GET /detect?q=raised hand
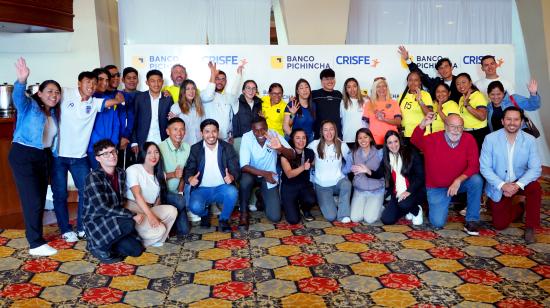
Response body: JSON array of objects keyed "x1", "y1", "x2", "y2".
[
  {"x1": 415, "y1": 88, "x2": 422, "y2": 102},
  {"x1": 15, "y1": 57, "x2": 30, "y2": 83},
  {"x1": 420, "y1": 112, "x2": 436, "y2": 129},
  {"x1": 528, "y1": 79, "x2": 538, "y2": 95},
  {"x1": 189, "y1": 171, "x2": 201, "y2": 187},
  {"x1": 398, "y1": 46, "x2": 409, "y2": 61},
  {"x1": 463, "y1": 90, "x2": 472, "y2": 107},
  {"x1": 266, "y1": 132, "x2": 282, "y2": 150},
  {"x1": 224, "y1": 168, "x2": 234, "y2": 184},
  {"x1": 208, "y1": 61, "x2": 218, "y2": 75},
  {"x1": 237, "y1": 59, "x2": 248, "y2": 75},
  {"x1": 288, "y1": 99, "x2": 300, "y2": 115}
]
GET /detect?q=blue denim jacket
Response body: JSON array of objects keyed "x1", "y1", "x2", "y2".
[
  {"x1": 487, "y1": 92, "x2": 540, "y2": 132},
  {"x1": 12, "y1": 81, "x2": 59, "y2": 152}
]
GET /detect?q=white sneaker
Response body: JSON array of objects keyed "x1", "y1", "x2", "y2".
[
  {"x1": 405, "y1": 213, "x2": 413, "y2": 220},
  {"x1": 248, "y1": 204, "x2": 257, "y2": 212},
  {"x1": 29, "y1": 244, "x2": 58, "y2": 256},
  {"x1": 77, "y1": 231, "x2": 86, "y2": 239},
  {"x1": 412, "y1": 205, "x2": 423, "y2": 226},
  {"x1": 62, "y1": 231, "x2": 78, "y2": 243},
  {"x1": 150, "y1": 241, "x2": 164, "y2": 247},
  {"x1": 341, "y1": 217, "x2": 351, "y2": 223},
  {"x1": 188, "y1": 211, "x2": 201, "y2": 222},
  {"x1": 459, "y1": 209, "x2": 466, "y2": 216}
]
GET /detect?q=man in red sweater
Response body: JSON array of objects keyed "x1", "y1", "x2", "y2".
[{"x1": 411, "y1": 112, "x2": 482, "y2": 235}]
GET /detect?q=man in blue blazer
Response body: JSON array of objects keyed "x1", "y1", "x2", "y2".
[
  {"x1": 480, "y1": 106, "x2": 542, "y2": 243},
  {"x1": 130, "y1": 70, "x2": 173, "y2": 160}
]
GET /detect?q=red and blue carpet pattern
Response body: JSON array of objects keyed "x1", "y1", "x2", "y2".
[{"x1": 0, "y1": 177, "x2": 549, "y2": 307}]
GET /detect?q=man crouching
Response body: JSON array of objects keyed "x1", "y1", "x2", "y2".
[{"x1": 83, "y1": 139, "x2": 144, "y2": 263}]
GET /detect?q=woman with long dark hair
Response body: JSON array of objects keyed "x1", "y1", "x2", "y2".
[
  {"x1": 455, "y1": 72, "x2": 489, "y2": 150},
  {"x1": 308, "y1": 121, "x2": 352, "y2": 222},
  {"x1": 348, "y1": 128, "x2": 385, "y2": 223},
  {"x1": 283, "y1": 79, "x2": 315, "y2": 142},
  {"x1": 280, "y1": 129, "x2": 316, "y2": 224},
  {"x1": 125, "y1": 142, "x2": 177, "y2": 247},
  {"x1": 9, "y1": 57, "x2": 61, "y2": 256},
  {"x1": 380, "y1": 131, "x2": 425, "y2": 225},
  {"x1": 430, "y1": 83, "x2": 460, "y2": 134}
]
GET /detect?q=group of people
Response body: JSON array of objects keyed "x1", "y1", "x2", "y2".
[{"x1": 9, "y1": 44, "x2": 543, "y2": 262}]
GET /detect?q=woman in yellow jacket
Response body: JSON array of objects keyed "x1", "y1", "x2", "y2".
[
  {"x1": 398, "y1": 71, "x2": 433, "y2": 142},
  {"x1": 455, "y1": 72, "x2": 489, "y2": 151},
  {"x1": 261, "y1": 83, "x2": 287, "y2": 136}
]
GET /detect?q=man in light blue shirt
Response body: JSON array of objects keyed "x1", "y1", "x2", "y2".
[
  {"x1": 239, "y1": 117, "x2": 294, "y2": 229},
  {"x1": 480, "y1": 106, "x2": 542, "y2": 243},
  {"x1": 158, "y1": 117, "x2": 190, "y2": 235}
]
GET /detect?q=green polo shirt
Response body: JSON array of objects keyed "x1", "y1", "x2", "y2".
[{"x1": 159, "y1": 138, "x2": 190, "y2": 193}]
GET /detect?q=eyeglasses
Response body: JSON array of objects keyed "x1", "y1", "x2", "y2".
[
  {"x1": 244, "y1": 86, "x2": 257, "y2": 91},
  {"x1": 97, "y1": 149, "x2": 118, "y2": 158},
  {"x1": 374, "y1": 77, "x2": 386, "y2": 82},
  {"x1": 447, "y1": 124, "x2": 464, "y2": 131},
  {"x1": 111, "y1": 72, "x2": 121, "y2": 78}
]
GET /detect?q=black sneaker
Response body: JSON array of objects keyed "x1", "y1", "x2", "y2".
[
  {"x1": 200, "y1": 216, "x2": 211, "y2": 228},
  {"x1": 303, "y1": 211, "x2": 314, "y2": 222},
  {"x1": 464, "y1": 222, "x2": 479, "y2": 236},
  {"x1": 92, "y1": 250, "x2": 123, "y2": 264},
  {"x1": 219, "y1": 220, "x2": 232, "y2": 233}
]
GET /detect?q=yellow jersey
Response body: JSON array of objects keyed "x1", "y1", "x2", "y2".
[
  {"x1": 429, "y1": 100, "x2": 460, "y2": 134},
  {"x1": 261, "y1": 96, "x2": 287, "y2": 136},
  {"x1": 459, "y1": 91, "x2": 487, "y2": 129},
  {"x1": 398, "y1": 90, "x2": 433, "y2": 137}
]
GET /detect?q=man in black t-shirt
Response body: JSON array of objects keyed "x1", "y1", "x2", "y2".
[{"x1": 312, "y1": 68, "x2": 343, "y2": 139}]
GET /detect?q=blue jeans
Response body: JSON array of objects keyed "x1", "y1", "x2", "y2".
[
  {"x1": 427, "y1": 174, "x2": 483, "y2": 228},
  {"x1": 165, "y1": 191, "x2": 190, "y2": 235},
  {"x1": 314, "y1": 177, "x2": 352, "y2": 222},
  {"x1": 189, "y1": 184, "x2": 238, "y2": 221},
  {"x1": 51, "y1": 156, "x2": 90, "y2": 234}
]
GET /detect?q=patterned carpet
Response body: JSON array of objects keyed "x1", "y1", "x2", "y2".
[{"x1": 0, "y1": 178, "x2": 549, "y2": 307}]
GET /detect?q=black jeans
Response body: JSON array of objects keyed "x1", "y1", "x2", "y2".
[
  {"x1": 8, "y1": 143, "x2": 50, "y2": 249},
  {"x1": 281, "y1": 182, "x2": 316, "y2": 224},
  {"x1": 105, "y1": 217, "x2": 143, "y2": 257}
]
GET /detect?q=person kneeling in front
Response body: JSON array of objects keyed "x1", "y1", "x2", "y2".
[
  {"x1": 411, "y1": 112, "x2": 482, "y2": 235},
  {"x1": 83, "y1": 139, "x2": 144, "y2": 263},
  {"x1": 185, "y1": 119, "x2": 240, "y2": 232},
  {"x1": 480, "y1": 106, "x2": 542, "y2": 243}
]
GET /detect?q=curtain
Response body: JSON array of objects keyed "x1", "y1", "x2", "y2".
[
  {"x1": 118, "y1": 0, "x2": 209, "y2": 44},
  {"x1": 207, "y1": 0, "x2": 272, "y2": 44},
  {"x1": 347, "y1": 0, "x2": 512, "y2": 44}
]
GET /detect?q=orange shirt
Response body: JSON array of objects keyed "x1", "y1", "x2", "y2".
[{"x1": 363, "y1": 100, "x2": 401, "y2": 145}]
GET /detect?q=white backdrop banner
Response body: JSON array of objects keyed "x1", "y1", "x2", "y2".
[{"x1": 123, "y1": 44, "x2": 514, "y2": 99}]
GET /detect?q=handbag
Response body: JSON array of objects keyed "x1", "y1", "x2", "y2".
[{"x1": 509, "y1": 95, "x2": 540, "y2": 138}]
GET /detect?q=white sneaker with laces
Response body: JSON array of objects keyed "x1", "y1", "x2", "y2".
[
  {"x1": 62, "y1": 231, "x2": 78, "y2": 243},
  {"x1": 29, "y1": 244, "x2": 58, "y2": 256},
  {"x1": 188, "y1": 211, "x2": 202, "y2": 222},
  {"x1": 248, "y1": 204, "x2": 257, "y2": 212},
  {"x1": 412, "y1": 205, "x2": 423, "y2": 226},
  {"x1": 341, "y1": 217, "x2": 351, "y2": 223}
]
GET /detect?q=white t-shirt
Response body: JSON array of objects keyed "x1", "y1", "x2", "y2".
[
  {"x1": 339, "y1": 98, "x2": 364, "y2": 143},
  {"x1": 58, "y1": 88, "x2": 104, "y2": 158},
  {"x1": 125, "y1": 164, "x2": 160, "y2": 204},
  {"x1": 146, "y1": 92, "x2": 162, "y2": 144},
  {"x1": 474, "y1": 77, "x2": 515, "y2": 100},
  {"x1": 308, "y1": 139, "x2": 350, "y2": 187}
]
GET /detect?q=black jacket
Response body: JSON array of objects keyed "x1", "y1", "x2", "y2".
[
  {"x1": 407, "y1": 62, "x2": 461, "y2": 103},
  {"x1": 232, "y1": 94, "x2": 262, "y2": 138},
  {"x1": 184, "y1": 140, "x2": 241, "y2": 188}
]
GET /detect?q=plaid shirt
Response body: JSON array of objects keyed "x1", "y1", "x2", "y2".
[{"x1": 83, "y1": 167, "x2": 134, "y2": 251}]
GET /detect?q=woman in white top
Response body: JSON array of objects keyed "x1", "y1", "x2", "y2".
[
  {"x1": 170, "y1": 80, "x2": 206, "y2": 145},
  {"x1": 340, "y1": 78, "x2": 366, "y2": 146},
  {"x1": 125, "y1": 142, "x2": 177, "y2": 247},
  {"x1": 308, "y1": 121, "x2": 352, "y2": 223}
]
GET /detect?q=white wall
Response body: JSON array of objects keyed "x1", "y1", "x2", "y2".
[{"x1": 0, "y1": 0, "x2": 102, "y2": 88}]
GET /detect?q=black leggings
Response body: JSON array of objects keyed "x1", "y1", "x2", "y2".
[{"x1": 381, "y1": 193, "x2": 422, "y2": 225}]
